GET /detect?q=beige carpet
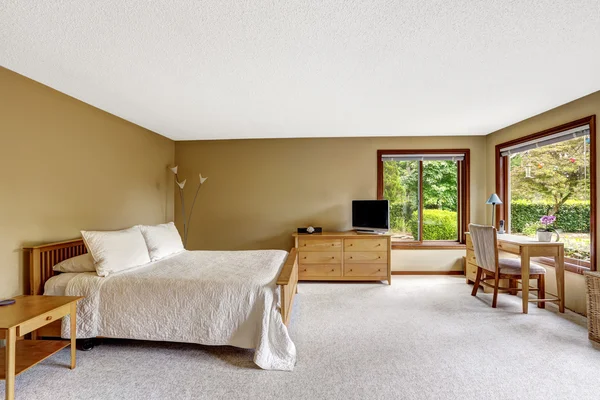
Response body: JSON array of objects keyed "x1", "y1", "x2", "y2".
[{"x1": 3, "y1": 276, "x2": 600, "y2": 400}]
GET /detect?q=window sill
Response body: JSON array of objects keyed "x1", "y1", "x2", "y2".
[
  {"x1": 392, "y1": 241, "x2": 466, "y2": 250},
  {"x1": 564, "y1": 265, "x2": 591, "y2": 275},
  {"x1": 534, "y1": 257, "x2": 592, "y2": 275}
]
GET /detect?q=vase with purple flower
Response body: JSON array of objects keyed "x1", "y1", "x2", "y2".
[{"x1": 537, "y1": 215, "x2": 560, "y2": 242}]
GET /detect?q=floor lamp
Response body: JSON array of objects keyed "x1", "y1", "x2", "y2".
[{"x1": 486, "y1": 193, "x2": 502, "y2": 228}]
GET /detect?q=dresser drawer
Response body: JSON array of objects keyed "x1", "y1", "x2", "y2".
[
  {"x1": 344, "y1": 264, "x2": 387, "y2": 277},
  {"x1": 298, "y1": 238, "x2": 342, "y2": 252},
  {"x1": 299, "y1": 251, "x2": 342, "y2": 264},
  {"x1": 466, "y1": 261, "x2": 478, "y2": 281},
  {"x1": 466, "y1": 249, "x2": 477, "y2": 265},
  {"x1": 344, "y1": 238, "x2": 388, "y2": 252},
  {"x1": 16, "y1": 304, "x2": 71, "y2": 336},
  {"x1": 344, "y1": 251, "x2": 387, "y2": 264},
  {"x1": 299, "y1": 264, "x2": 342, "y2": 278}
]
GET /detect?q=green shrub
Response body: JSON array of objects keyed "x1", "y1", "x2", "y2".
[
  {"x1": 521, "y1": 222, "x2": 538, "y2": 237},
  {"x1": 389, "y1": 202, "x2": 415, "y2": 232},
  {"x1": 563, "y1": 236, "x2": 591, "y2": 260},
  {"x1": 408, "y1": 209, "x2": 458, "y2": 240},
  {"x1": 511, "y1": 200, "x2": 589, "y2": 233}
]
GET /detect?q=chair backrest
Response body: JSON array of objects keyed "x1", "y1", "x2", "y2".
[{"x1": 468, "y1": 224, "x2": 498, "y2": 273}]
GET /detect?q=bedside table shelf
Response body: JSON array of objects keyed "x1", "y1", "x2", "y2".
[
  {"x1": 1, "y1": 295, "x2": 82, "y2": 400},
  {"x1": 0, "y1": 340, "x2": 69, "y2": 378}
]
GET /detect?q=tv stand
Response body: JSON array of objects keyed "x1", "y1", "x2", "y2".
[{"x1": 292, "y1": 231, "x2": 392, "y2": 284}]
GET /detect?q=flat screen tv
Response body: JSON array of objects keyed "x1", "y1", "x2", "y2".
[{"x1": 352, "y1": 200, "x2": 390, "y2": 233}]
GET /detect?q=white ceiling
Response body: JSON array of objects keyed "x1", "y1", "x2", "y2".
[{"x1": 1, "y1": 1, "x2": 600, "y2": 141}]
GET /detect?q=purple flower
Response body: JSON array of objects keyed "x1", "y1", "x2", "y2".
[{"x1": 540, "y1": 215, "x2": 556, "y2": 226}]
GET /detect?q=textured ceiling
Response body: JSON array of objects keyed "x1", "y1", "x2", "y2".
[{"x1": 1, "y1": 1, "x2": 600, "y2": 140}]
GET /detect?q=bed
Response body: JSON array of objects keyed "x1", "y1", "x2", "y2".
[{"x1": 24, "y1": 239, "x2": 299, "y2": 371}]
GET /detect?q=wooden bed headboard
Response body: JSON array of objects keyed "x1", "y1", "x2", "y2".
[{"x1": 24, "y1": 239, "x2": 87, "y2": 295}]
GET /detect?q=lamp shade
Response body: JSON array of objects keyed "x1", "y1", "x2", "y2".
[{"x1": 486, "y1": 193, "x2": 503, "y2": 205}]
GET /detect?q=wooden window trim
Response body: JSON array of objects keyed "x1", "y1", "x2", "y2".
[
  {"x1": 495, "y1": 115, "x2": 597, "y2": 272},
  {"x1": 377, "y1": 149, "x2": 471, "y2": 250}
]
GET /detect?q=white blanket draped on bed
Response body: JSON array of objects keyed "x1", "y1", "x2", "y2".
[{"x1": 61, "y1": 250, "x2": 296, "y2": 371}]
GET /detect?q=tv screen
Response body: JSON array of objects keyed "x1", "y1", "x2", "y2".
[{"x1": 352, "y1": 200, "x2": 390, "y2": 232}]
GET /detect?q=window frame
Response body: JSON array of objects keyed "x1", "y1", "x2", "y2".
[
  {"x1": 495, "y1": 115, "x2": 597, "y2": 273},
  {"x1": 377, "y1": 149, "x2": 470, "y2": 250}
]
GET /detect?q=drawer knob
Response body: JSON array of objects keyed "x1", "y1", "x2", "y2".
[
  {"x1": 331, "y1": 256, "x2": 335, "y2": 259},
  {"x1": 303, "y1": 269, "x2": 307, "y2": 272},
  {"x1": 303, "y1": 244, "x2": 306, "y2": 246},
  {"x1": 331, "y1": 269, "x2": 335, "y2": 272},
  {"x1": 349, "y1": 244, "x2": 353, "y2": 246},
  {"x1": 46, "y1": 316, "x2": 53, "y2": 321},
  {"x1": 303, "y1": 257, "x2": 307, "y2": 259},
  {"x1": 378, "y1": 269, "x2": 381, "y2": 272},
  {"x1": 331, "y1": 243, "x2": 334, "y2": 246},
  {"x1": 349, "y1": 269, "x2": 353, "y2": 272},
  {"x1": 377, "y1": 244, "x2": 381, "y2": 247},
  {"x1": 378, "y1": 256, "x2": 381, "y2": 259},
  {"x1": 349, "y1": 256, "x2": 353, "y2": 259}
]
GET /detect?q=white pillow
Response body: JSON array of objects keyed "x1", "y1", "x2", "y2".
[
  {"x1": 52, "y1": 253, "x2": 96, "y2": 273},
  {"x1": 139, "y1": 222, "x2": 185, "y2": 261},
  {"x1": 81, "y1": 226, "x2": 151, "y2": 277}
]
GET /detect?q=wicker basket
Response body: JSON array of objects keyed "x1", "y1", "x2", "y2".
[{"x1": 585, "y1": 271, "x2": 600, "y2": 344}]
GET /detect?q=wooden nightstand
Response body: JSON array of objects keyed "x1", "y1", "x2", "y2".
[{"x1": 0, "y1": 296, "x2": 82, "y2": 400}]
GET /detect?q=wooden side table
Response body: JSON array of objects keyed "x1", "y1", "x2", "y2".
[{"x1": 0, "y1": 296, "x2": 82, "y2": 400}]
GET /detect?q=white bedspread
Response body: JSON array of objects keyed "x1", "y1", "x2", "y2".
[{"x1": 61, "y1": 250, "x2": 296, "y2": 371}]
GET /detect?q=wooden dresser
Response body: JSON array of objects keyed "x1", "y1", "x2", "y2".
[
  {"x1": 465, "y1": 233, "x2": 478, "y2": 284},
  {"x1": 293, "y1": 232, "x2": 392, "y2": 284}
]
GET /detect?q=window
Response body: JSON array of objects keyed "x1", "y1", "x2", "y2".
[
  {"x1": 377, "y1": 149, "x2": 470, "y2": 248},
  {"x1": 496, "y1": 116, "x2": 597, "y2": 272}
]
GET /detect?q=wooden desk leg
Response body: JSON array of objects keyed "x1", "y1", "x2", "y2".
[
  {"x1": 5, "y1": 327, "x2": 16, "y2": 400},
  {"x1": 70, "y1": 303, "x2": 77, "y2": 369},
  {"x1": 521, "y1": 247, "x2": 530, "y2": 314},
  {"x1": 556, "y1": 248, "x2": 565, "y2": 313}
]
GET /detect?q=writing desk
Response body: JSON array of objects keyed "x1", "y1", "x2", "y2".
[{"x1": 466, "y1": 233, "x2": 564, "y2": 314}]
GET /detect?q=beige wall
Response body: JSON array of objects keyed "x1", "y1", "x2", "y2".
[
  {"x1": 392, "y1": 250, "x2": 465, "y2": 272},
  {"x1": 176, "y1": 91, "x2": 599, "y2": 314},
  {"x1": 0, "y1": 67, "x2": 175, "y2": 298},
  {"x1": 2, "y1": 62, "x2": 593, "y2": 313},
  {"x1": 174, "y1": 136, "x2": 488, "y2": 270},
  {"x1": 486, "y1": 90, "x2": 600, "y2": 314}
]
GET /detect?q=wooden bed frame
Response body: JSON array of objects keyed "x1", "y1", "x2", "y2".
[{"x1": 23, "y1": 239, "x2": 299, "y2": 338}]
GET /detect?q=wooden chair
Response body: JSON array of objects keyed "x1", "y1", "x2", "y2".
[{"x1": 469, "y1": 224, "x2": 546, "y2": 311}]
